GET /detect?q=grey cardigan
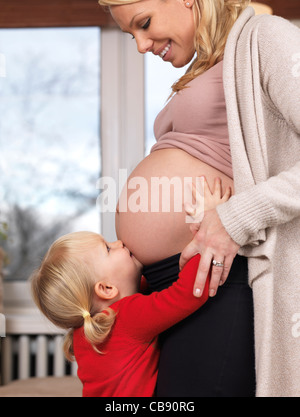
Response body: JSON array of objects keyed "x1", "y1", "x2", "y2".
[{"x1": 217, "y1": 7, "x2": 300, "y2": 396}]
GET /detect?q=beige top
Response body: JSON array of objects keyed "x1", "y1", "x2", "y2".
[{"x1": 151, "y1": 60, "x2": 233, "y2": 178}]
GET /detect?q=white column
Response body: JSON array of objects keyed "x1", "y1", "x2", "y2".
[
  {"x1": 100, "y1": 28, "x2": 145, "y2": 241},
  {"x1": 71, "y1": 360, "x2": 78, "y2": 376},
  {"x1": 18, "y1": 335, "x2": 30, "y2": 380},
  {"x1": 53, "y1": 335, "x2": 65, "y2": 377},
  {"x1": 36, "y1": 335, "x2": 48, "y2": 377},
  {"x1": 2, "y1": 336, "x2": 13, "y2": 384}
]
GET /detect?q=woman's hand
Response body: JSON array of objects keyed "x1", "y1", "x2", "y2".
[
  {"x1": 180, "y1": 177, "x2": 239, "y2": 297},
  {"x1": 180, "y1": 209, "x2": 240, "y2": 297}
]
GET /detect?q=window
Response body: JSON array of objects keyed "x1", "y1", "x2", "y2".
[
  {"x1": 0, "y1": 27, "x2": 101, "y2": 280},
  {"x1": 0, "y1": 27, "x2": 189, "y2": 282}
]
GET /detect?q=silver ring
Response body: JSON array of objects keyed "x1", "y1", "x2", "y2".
[{"x1": 212, "y1": 259, "x2": 224, "y2": 267}]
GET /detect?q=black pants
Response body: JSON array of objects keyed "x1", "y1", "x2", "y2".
[{"x1": 143, "y1": 254, "x2": 256, "y2": 397}]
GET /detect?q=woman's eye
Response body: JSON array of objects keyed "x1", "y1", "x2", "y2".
[
  {"x1": 142, "y1": 18, "x2": 150, "y2": 30},
  {"x1": 106, "y1": 245, "x2": 110, "y2": 253},
  {"x1": 131, "y1": 18, "x2": 150, "y2": 40}
]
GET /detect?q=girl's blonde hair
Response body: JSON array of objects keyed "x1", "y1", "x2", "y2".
[
  {"x1": 98, "y1": 0, "x2": 250, "y2": 93},
  {"x1": 31, "y1": 231, "x2": 116, "y2": 361}
]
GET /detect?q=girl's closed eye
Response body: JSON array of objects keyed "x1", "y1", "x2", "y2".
[{"x1": 106, "y1": 245, "x2": 110, "y2": 253}]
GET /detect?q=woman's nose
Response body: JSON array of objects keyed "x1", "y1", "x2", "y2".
[{"x1": 135, "y1": 35, "x2": 153, "y2": 54}]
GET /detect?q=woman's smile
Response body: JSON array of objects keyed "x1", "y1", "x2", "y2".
[{"x1": 156, "y1": 41, "x2": 172, "y2": 60}]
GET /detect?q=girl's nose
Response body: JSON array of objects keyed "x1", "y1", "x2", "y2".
[{"x1": 109, "y1": 240, "x2": 124, "y2": 249}]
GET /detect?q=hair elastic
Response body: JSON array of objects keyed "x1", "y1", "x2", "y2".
[{"x1": 82, "y1": 311, "x2": 91, "y2": 319}]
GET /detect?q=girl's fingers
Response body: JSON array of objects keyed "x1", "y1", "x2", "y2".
[
  {"x1": 221, "y1": 186, "x2": 232, "y2": 202},
  {"x1": 179, "y1": 239, "x2": 202, "y2": 271},
  {"x1": 201, "y1": 176, "x2": 212, "y2": 199},
  {"x1": 213, "y1": 177, "x2": 222, "y2": 198},
  {"x1": 184, "y1": 201, "x2": 196, "y2": 216}
]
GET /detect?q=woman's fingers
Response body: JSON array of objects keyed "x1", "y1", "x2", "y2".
[
  {"x1": 180, "y1": 209, "x2": 240, "y2": 298},
  {"x1": 192, "y1": 250, "x2": 213, "y2": 297},
  {"x1": 209, "y1": 256, "x2": 225, "y2": 296},
  {"x1": 193, "y1": 253, "x2": 236, "y2": 298},
  {"x1": 219, "y1": 254, "x2": 235, "y2": 285},
  {"x1": 209, "y1": 254, "x2": 235, "y2": 295}
]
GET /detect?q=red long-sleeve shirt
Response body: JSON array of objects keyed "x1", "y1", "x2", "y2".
[{"x1": 73, "y1": 254, "x2": 209, "y2": 397}]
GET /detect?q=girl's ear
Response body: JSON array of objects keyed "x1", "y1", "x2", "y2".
[{"x1": 94, "y1": 281, "x2": 119, "y2": 300}]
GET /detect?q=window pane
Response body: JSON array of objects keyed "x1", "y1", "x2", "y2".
[
  {"x1": 144, "y1": 54, "x2": 189, "y2": 155},
  {"x1": 0, "y1": 27, "x2": 101, "y2": 280}
]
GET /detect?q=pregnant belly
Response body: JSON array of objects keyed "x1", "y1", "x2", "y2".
[{"x1": 116, "y1": 149, "x2": 233, "y2": 265}]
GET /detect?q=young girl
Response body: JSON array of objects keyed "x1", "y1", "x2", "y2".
[{"x1": 31, "y1": 179, "x2": 230, "y2": 397}]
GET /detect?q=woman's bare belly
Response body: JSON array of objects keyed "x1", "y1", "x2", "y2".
[{"x1": 116, "y1": 149, "x2": 233, "y2": 265}]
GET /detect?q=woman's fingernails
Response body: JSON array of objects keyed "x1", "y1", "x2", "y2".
[
  {"x1": 209, "y1": 289, "x2": 215, "y2": 297},
  {"x1": 194, "y1": 288, "x2": 202, "y2": 297}
]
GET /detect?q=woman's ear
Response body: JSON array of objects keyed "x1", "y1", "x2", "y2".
[
  {"x1": 94, "y1": 281, "x2": 119, "y2": 300},
  {"x1": 184, "y1": 0, "x2": 194, "y2": 8}
]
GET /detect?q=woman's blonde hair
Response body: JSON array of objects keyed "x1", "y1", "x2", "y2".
[
  {"x1": 98, "y1": 0, "x2": 250, "y2": 93},
  {"x1": 31, "y1": 231, "x2": 116, "y2": 361}
]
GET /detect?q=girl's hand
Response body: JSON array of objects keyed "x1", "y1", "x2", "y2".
[
  {"x1": 184, "y1": 176, "x2": 231, "y2": 230},
  {"x1": 182, "y1": 177, "x2": 238, "y2": 298}
]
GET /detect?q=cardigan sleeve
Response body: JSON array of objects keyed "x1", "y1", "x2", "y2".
[
  {"x1": 217, "y1": 16, "x2": 300, "y2": 247},
  {"x1": 118, "y1": 254, "x2": 209, "y2": 342}
]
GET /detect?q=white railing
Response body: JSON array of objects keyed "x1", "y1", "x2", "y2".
[
  {"x1": 1, "y1": 281, "x2": 77, "y2": 386},
  {"x1": 1, "y1": 334, "x2": 77, "y2": 385}
]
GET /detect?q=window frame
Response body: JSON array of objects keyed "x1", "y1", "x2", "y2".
[
  {"x1": 101, "y1": 28, "x2": 144, "y2": 242},
  {"x1": 0, "y1": 0, "x2": 299, "y2": 24},
  {"x1": 0, "y1": 0, "x2": 117, "y2": 28}
]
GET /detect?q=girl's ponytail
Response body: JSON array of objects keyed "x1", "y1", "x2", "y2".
[
  {"x1": 81, "y1": 309, "x2": 116, "y2": 352},
  {"x1": 63, "y1": 309, "x2": 116, "y2": 360}
]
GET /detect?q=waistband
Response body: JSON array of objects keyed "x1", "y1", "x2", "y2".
[{"x1": 142, "y1": 253, "x2": 248, "y2": 292}]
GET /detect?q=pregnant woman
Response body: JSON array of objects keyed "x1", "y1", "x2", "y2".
[{"x1": 98, "y1": 0, "x2": 300, "y2": 397}]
